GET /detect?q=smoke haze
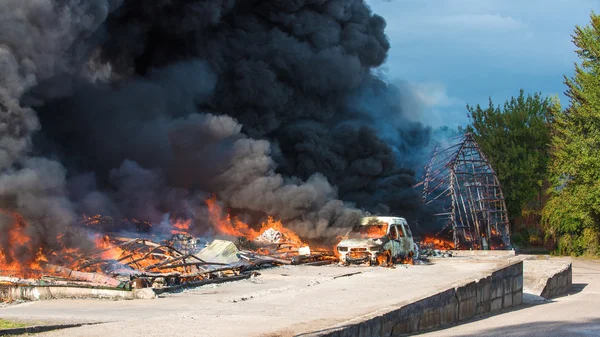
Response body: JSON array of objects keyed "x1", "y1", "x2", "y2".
[{"x1": 0, "y1": 0, "x2": 435, "y2": 262}]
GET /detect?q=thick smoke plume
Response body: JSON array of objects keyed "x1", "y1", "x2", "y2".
[
  {"x1": 0, "y1": 0, "x2": 433, "y2": 263},
  {"x1": 0, "y1": 0, "x2": 124, "y2": 262}
]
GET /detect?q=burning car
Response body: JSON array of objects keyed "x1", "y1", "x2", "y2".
[{"x1": 336, "y1": 216, "x2": 419, "y2": 266}]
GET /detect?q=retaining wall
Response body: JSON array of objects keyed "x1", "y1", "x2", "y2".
[
  {"x1": 0, "y1": 285, "x2": 155, "y2": 301},
  {"x1": 310, "y1": 261, "x2": 523, "y2": 337},
  {"x1": 539, "y1": 262, "x2": 572, "y2": 299}
]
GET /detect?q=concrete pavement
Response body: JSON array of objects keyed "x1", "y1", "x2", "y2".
[{"x1": 0, "y1": 260, "x2": 505, "y2": 337}]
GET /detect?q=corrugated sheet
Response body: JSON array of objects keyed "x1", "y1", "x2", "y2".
[{"x1": 195, "y1": 239, "x2": 240, "y2": 264}]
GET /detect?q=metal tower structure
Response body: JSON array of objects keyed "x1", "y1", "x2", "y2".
[{"x1": 418, "y1": 133, "x2": 511, "y2": 250}]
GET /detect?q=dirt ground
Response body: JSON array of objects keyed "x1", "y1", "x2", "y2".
[{"x1": 0, "y1": 259, "x2": 505, "y2": 337}]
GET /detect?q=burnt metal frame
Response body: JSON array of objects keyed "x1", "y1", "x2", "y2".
[{"x1": 418, "y1": 133, "x2": 510, "y2": 249}]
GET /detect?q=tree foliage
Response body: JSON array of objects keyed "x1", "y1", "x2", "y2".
[
  {"x1": 543, "y1": 11, "x2": 600, "y2": 256},
  {"x1": 465, "y1": 90, "x2": 554, "y2": 227}
]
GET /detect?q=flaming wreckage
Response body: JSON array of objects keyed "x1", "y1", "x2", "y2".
[
  {"x1": 336, "y1": 216, "x2": 419, "y2": 266},
  {"x1": 0, "y1": 134, "x2": 512, "y2": 300},
  {"x1": 0, "y1": 208, "x2": 426, "y2": 300}
]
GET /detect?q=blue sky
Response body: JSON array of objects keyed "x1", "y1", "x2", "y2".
[{"x1": 366, "y1": 0, "x2": 597, "y2": 128}]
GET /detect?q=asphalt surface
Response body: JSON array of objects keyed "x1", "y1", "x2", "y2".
[{"x1": 419, "y1": 258, "x2": 600, "y2": 337}]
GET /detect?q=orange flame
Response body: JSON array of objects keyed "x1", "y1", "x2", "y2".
[
  {"x1": 81, "y1": 214, "x2": 102, "y2": 226},
  {"x1": 93, "y1": 234, "x2": 124, "y2": 261},
  {"x1": 0, "y1": 194, "x2": 333, "y2": 282},
  {"x1": 171, "y1": 219, "x2": 192, "y2": 235},
  {"x1": 420, "y1": 235, "x2": 455, "y2": 250},
  {"x1": 357, "y1": 224, "x2": 388, "y2": 239},
  {"x1": 0, "y1": 211, "x2": 47, "y2": 278},
  {"x1": 206, "y1": 195, "x2": 304, "y2": 245}
]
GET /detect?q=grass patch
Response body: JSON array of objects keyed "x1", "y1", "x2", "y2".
[{"x1": 0, "y1": 319, "x2": 28, "y2": 329}]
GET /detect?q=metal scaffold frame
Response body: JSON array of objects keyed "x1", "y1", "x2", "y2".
[{"x1": 417, "y1": 133, "x2": 511, "y2": 250}]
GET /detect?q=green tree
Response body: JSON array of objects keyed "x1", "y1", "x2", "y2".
[
  {"x1": 543, "y1": 12, "x2": 600, "y2": 256},
  {"x1": 465, "y1": 90, "x2": 554, "y2": 231}
]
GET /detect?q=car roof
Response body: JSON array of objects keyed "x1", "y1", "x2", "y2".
[{"x1": 360, "y1": 216, "x2": 407, "y2": 226}]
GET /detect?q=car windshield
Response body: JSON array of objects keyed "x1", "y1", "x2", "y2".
[{"x1": 351, "y1": 224, "x2": 388, "y2": 239}]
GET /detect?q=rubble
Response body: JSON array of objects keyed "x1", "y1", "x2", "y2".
[
  {"x1": 0, "y1": 227, "x2": 339, "y2": 301},
  {"x1": 418, "y1": 240, "x2": 453, "y2": 258},
  {"x1": 420, "y1": 247, "x2": 453, "y2": 258},
  {"x1": 0, "y1": 212, "x2": 429, "y2": 302},
  {"x1": 196, "y1": 240, "x2": 241, "y2": 265},
  {"x1": 254, "y1": 228, "x2": 283, "y2": 243}
]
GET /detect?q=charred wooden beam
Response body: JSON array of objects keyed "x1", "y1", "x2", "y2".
[{"x1": 152, "y1": 272, "x2": 258, "y2": 295}]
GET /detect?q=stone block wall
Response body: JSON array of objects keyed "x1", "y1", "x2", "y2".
[
  {"x1": 313, "y1": 261, "x2": 523, "y2": 337},
  {"x1": 540, "y1": 262, "x2": 572, "y2": 299}
]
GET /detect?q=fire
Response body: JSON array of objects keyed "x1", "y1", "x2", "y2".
[
  {"x1": 420, "y1": 235, "x2": 454, "y2": 250},
  {"x1": 171, "y1": 219, "x2": 192, "y2": 235},
  {"x1": 206, "y1": 195, "x2": 304, "y2": 245},
  {"x1": 256, "y1": 216, "x2": 304, "y2": 245},
  {"x1": 206, "y1": 196, "x2": 258, "y2": 238},
  {"x1": 81, "y1": 214, "x2": 102, "y2": 226},
  {"x1": 358, "y1": 224, "x2": 388, "y2": 239},
  {"x1": 93, "y1": 234, "x2": 124, "y2": 261},
  {"x1": 0, "y1": 195, "x2": 331, "y2": 285},
  {"x1": 0, "y1": 211, "x2": 46, "y2": 278}
]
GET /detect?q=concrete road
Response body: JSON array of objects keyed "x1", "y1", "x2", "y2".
[
  {"x1": 420, "y1": 259, "x2": 600, "y2": 337},
  {"x1": 0, "y1": 260, "x2": 505, "y2": 337}
]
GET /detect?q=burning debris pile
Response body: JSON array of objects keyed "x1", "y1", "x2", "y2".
[
  {"x1": 0, "y1": 228, "x2": 337, "y2": 292},
  {"x1": 418, "y1": 235, "x2": 455, "y2": 258},
  {"x1": 0, "y1": 212, "x2": 338, "y2": 297}
]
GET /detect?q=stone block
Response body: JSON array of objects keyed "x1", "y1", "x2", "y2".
[
  {"x1": 513, "y1": 276, "x2": 523, "y2": 292},
  {"x1": 380, "y1": 313, "x2": 395, "y2": 337},
  {"x1": 491, "y1": 297, "x2": 503, "y2": 311},
  {"x1": 393, "y1": 314, "x2": 419, "y2": 335},
  {"x1": 348, "y1": 328, "x2": 361, "y2": 337},
  {"x1": 358, "y1": 321, "x2": 373, "y2": 337},
  {"x1": 513, "y1": 292, "x2": 523, "y2": 306},
  {"x1": 392, "y1": 322, "x2": 409, "y2": 335},
  {"x1": 513, "y1": 261, "x2": 524, "y2": 277},
  {"x1": 504, "y1": 278, "x2": 513, "y2": 295},
  {"x1": 441, "y1": 301, "x2": 457, "y2": 325},
  {"x1": 558, "y1": 274, "x2": 567, "y2": 288},
  {"x1": 503, "y1": 293, "x2": 513, "y2": 308},
  {"x1": 491, "y1": 268, "x2": 507, "y2": 282},
  {"x1": 550, "y1": 276, "x2": 558, "y2": 289},
  {"x1": 458, "y1": 296, "x2": 477, "y2": 321},
  {"x1": 490, "y1": 277, "x2": 504, "y2": 299},
  {"x1": 407, "y1": 315, "x2": 419, "y2": 333},
  {"x1": 490, "y1": 285, "x2": 501, "y2": 299},
  {"x1": 419, "y1": 310, "x2": 440, "y2": 331},
  {"x1": 456, "y1": 281, "x2": 477, "y2": 300},
  {"x1": 477, "y1": 278, "x2": 491, "y2": 302}
]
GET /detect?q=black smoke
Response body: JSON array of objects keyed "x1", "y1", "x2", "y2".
[{"x1": 0, "y1": 0, "x2": 434, "y2": 262}]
